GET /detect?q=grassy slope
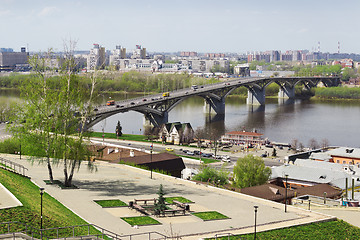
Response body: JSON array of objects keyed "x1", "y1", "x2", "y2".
[
  {"x1": 208, "y1": 220, "x2": 360, "y2": 240},
  {"x1": 0, "y1": 168, "x2": 99, "y2": 238}
]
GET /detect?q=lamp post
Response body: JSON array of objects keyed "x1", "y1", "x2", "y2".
[
  {"x1": 40, "y1": 188, "x2": 45, "y2": 232},
  {"x1": 150, "y1": 142, "x2": 153, "y2": 179},
  {"x1": 254, "y1": 206, "x2": 258, "y2": 240},
  {"x1": 285, "y1": 174, "x2": 288, "y2": 213}
]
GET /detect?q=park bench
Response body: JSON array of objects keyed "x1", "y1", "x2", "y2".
[
  {"x1": 132, "y1": 203, "x2": 148, "y2": 215},
  {"x1": 134, "y1": 198, "x2": 157, "y2": 205},
  {"x1": 173, "y1": 200, "x2": 190, "y2": 211},
  {"x1": 161, "y1": 209, "x2": 185, "y2": 217}
]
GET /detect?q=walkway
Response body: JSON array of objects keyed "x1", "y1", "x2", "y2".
[{"x1": 1, "y1": 154, "x2": 334, "y2": 239}]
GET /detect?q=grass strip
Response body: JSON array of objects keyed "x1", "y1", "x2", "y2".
[
  {"x1": 88, "y1": 132, "x2": 156, "y2": 142},
  {"x1": 121, "y1": 216, "x2": 161, "y2": 226},
  {"x1": 94, "y1": 199, "x2": 127, "y2": 208},
  {"x1": 192, "y1": 211, "x2": 229, "y2": 221},
  {"x1": 165, "y1": 197, "x2": 193, "y2": 204}
]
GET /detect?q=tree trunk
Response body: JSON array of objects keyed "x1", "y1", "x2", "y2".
[{"x1": 47, "y1": 158, "x2": 54, "y2": 182}]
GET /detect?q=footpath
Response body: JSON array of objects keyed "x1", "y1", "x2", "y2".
[{"x1": 0, "y1": 153, "x2": 335, "y2": 240}]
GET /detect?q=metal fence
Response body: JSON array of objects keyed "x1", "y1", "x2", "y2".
[{"x1": 0, "y1": 157, "x2": 28, "y2": 177}]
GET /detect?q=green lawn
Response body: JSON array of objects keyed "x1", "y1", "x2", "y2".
[
  {"x1": 206, "y1": 220, "x2": 360, "y2": 240},
  {"x1": 0, "y1": 168, "x2": 102, "y2": 238},
  {"x1": 192, "y1": 211, "x2": 229, "y2": 221},
  {"x1": 88, "y1": 132, "x2": 156, "y2": 142},
  {"x1": 165, "y1": 197, "x2": 193, "y2": 204},
  {"x1": 94, "y1": 199, "x2": 127, "y2": 208},
  {"x1": 121, "y1": 216, "x2": 161, "y2": 226}
]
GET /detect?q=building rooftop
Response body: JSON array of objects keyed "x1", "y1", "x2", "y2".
[
  {"x1": 327, "y1": 147, "x2": 360, "y2": 159},
  {"x1": 224, "y1": 131, "x2": 263, "y2": 137}
]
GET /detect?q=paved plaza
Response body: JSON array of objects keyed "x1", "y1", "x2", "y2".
[{"x1": 1, "y1": 153, "x2": 335, "y2": 239}]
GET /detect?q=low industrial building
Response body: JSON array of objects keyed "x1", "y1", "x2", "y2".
[{"x1": 0, "y1": 47, "x2": 29, "y2": 71}]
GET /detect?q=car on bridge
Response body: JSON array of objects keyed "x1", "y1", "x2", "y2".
[{"x1": 106, "y1": 100, "x2": 115, "y2": 106}]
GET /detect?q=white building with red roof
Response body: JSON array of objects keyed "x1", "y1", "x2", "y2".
[{"x1": 221, "y1": 131, "x2": 265, "y2": 145}]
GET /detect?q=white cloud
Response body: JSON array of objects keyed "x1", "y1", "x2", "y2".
[
  {"x1": 0, "y1": 9, "x2": 10, "y2": 16},
  {"x1": 38, "y1": 6, "x2": 58, "y2": 17}
]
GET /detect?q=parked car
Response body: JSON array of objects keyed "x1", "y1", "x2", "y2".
[
  {"x1": 261, "y1": 154, "x2": 267, "y2": 158},
  {"x1": 202, "y1": 153, "x2": 212, "y2": 158},
  {"x1": 187, "y1": 151, "x2": 194, "y2": 155},
  {"x1": 193, "y1": 150, "x2": 201, "y2": 155}
]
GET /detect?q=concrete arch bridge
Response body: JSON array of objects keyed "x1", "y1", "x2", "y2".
[{"x1": 85, "y1": 76, "x2": 340, "y2": 129}]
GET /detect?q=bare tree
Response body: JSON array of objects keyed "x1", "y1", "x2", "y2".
[
  {"x1": 291, "y1": 139, "x2": 298, "y2": 150},
  {"x1": 308, "y1": 138, "x2": 319, "y2": 150},
  {"x1": 320, "y1": 138, "x2": 330, "y2": 149},
  {"x1": 298, "y1": 142, "x2": 304, "y2": 152}
]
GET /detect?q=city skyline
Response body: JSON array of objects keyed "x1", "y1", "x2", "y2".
[{"x1": 1, "y1": 0, "x2": 360, "y2": 53}]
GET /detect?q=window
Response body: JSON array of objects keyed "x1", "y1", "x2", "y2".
[
  {"x1": 343, "y1": 161, "x2": 346, "y2": 164},
  {"x1": 337, "y1": 160, "x2": 340, "y2": 163}
]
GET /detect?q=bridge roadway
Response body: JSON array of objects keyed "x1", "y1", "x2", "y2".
[{"x1": 86, "y1": 76, "x2": 339, "y2": 128}]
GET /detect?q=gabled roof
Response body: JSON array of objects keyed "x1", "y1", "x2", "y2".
[{"x1": 240, "y1": 183, "x2": 295, "y2": 201}]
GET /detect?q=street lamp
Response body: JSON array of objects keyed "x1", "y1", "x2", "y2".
[
  {"x1": 285, "y1": 174, "x2": 288, "y2": 213},
  {"x1": 254, "y1": 206, "x2": 258, "y2": 240},
  {"x1": 150, "y1": 142, "x2": 153, "y2": 179},
  {"x1": 40, "y1": 188, "x2": 45, "y2": 231}
]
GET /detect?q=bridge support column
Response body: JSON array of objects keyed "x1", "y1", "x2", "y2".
[
  {"x1": 278, "y1": 85, "x2": 295, "y2": 99},
  {"x1": 204, "y1": 97, "x2": 225, "y2": 115},
  {"x1": 247, "y1": 88, "x2": 265, "y2": 105},
  {"x1": 145, "y1": 112, "x2": 168, "y2": 127}
]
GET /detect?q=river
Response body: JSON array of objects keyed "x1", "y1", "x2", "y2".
[
  {"x1": 91, "y1": 94, "x2": 360, "y2": 148},
  {"x1": 1, "y1": 89, "x2": 359, "y2": 148}
]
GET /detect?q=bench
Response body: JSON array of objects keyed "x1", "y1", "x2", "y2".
[
  {"x1": 161, "y1": 209, "x2": 185, "y2": 217},
  {"x1": 132, "y1": 203, "x2": 148, "y2": 215},
  {"x1": 134, "y1": 198, "x2": 157, "y2": 205},
  {"x1": 173, "y1": 200, "x2": 190, "y2": 211}
]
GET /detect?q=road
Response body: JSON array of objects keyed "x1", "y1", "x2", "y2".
[{"x1": 93, "y1": 137, "x2": 284, "y2": 172}]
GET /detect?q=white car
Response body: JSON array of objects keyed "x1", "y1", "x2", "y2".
[{"x1": 221, "y1": 155, "x2": 231, "y2": 162}]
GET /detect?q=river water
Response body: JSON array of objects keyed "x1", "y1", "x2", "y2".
[
  {"x1": 1, "y1": 89, "x2": 359, "y2": 148},
  {"x1": 91, "y1": 94, "x2": 360, "y2": 148}
]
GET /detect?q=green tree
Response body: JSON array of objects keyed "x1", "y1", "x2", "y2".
[
  {"x1": 154, "y1": 184, "x2": 167, "y2": 215},
  {"x1": 233, "y1": 154, "x2": 271, "y2": 188},
  {"x1": 10, "y1": 41, "x2": 97, "y2": 187},
  {"x1": 192, "y1": 164, "x2": 229, "y2": 185},
  {"x1": 115, "y1": 120, "x2": 122, "y2": 137}
]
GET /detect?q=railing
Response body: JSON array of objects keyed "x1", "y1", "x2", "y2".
[
  {"x1": 0, "y1": 222, "x2": 168, "y2": 240},
  {"x1": 0, "y1": 157, "x2": 28, "y2": 177}
]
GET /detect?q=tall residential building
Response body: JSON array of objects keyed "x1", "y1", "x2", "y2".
[
  {"x1": 109, "y1": 45, "x2": 126, "y2": 68},
  {"x1": 131, "y1": 45, "x2": 147, "y2": 59},
  {"x1": 87, "y1": 44, "x2": 106, "y2": 70}
]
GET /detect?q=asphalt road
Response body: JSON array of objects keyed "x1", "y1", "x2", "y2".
[{"x1": 94, "y1": 137, "x2": 284, "y2": 171}]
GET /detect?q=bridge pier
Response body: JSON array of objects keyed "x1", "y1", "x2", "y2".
[
  {"x1": 247, "y1": 88, "x2": 265, "y2": 105},
  {"x1": 278, "y1": 85, "x2": 295, "y2": 99},
  {"x1": 144, "y1": 112, "x2": 168, "y2": 127},
  {"x1": 203, "y1": 97, "x2": 225, "y2": 115}
]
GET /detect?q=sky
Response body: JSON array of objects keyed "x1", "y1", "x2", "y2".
[{"x1": 1, "y1": 0, "x2": 359, "y2": 54}]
